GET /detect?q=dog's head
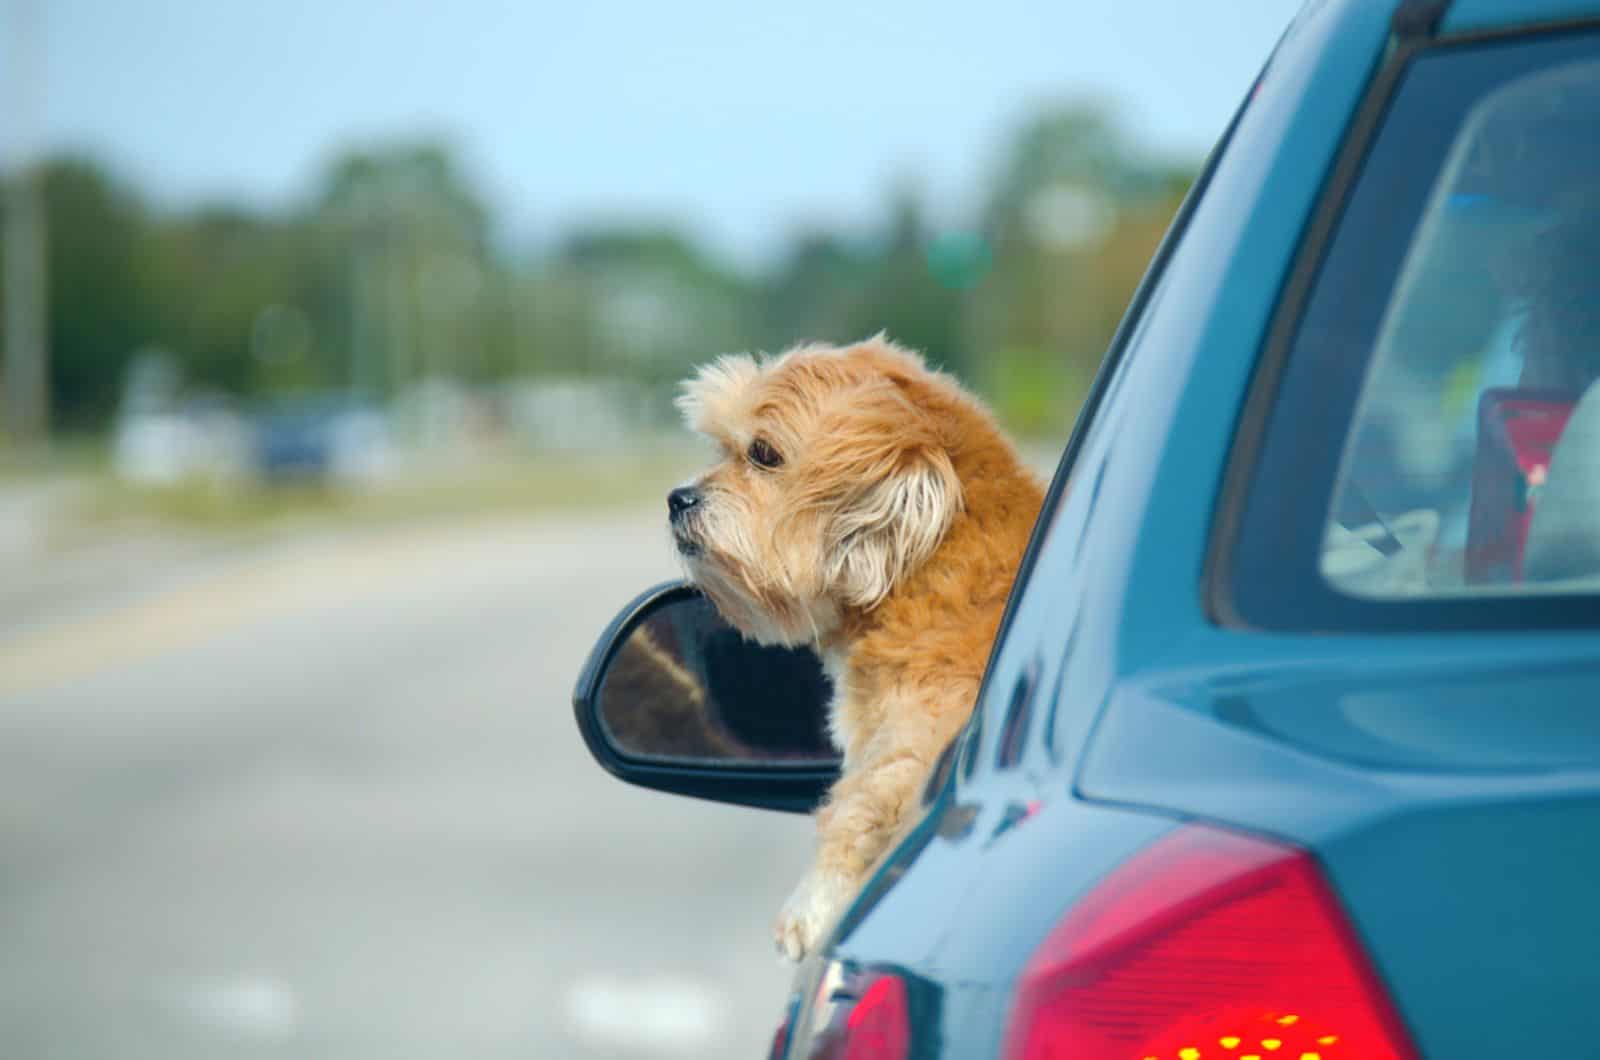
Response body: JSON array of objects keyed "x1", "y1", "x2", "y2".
[{"x1": 669, "y1": 336, "x2": 964, "y2": 646}]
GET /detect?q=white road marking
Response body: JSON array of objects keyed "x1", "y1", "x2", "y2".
[
  {"x1": 564, "y1": 973, "x2": 731, "y2": 1054},
  {"x1": 167, "y1": 974, "x2": 300, "y2": 1039}
]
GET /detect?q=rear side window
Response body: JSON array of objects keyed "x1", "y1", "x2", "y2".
[{"x1": 1225, "y1": 27, "x2": 1600, "y2": 631}]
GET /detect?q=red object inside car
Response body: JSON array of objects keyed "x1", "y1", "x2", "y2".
[{"x1": 1466, "y1": 388, "x2": 1576, "y2": 584}]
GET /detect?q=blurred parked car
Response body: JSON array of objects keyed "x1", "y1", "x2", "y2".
[
  {"x1": 252, "y1": 396, "x2": 397, "y2": 486},
  {"x1": 577, "y1": 1, "x2": 1600, "y2": 1057}
]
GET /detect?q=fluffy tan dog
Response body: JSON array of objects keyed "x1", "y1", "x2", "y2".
[{"x1": 669, "y1": 335, "x2": 1045, "y2": 960}]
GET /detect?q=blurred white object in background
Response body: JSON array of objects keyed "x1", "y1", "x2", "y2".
[
  {"x1": 506, "y1": 377, "x2": 662, "y2": 453},
  {"x1": 328, "y1": 404, "x2": 400, "y2": 485},
  {"x1": 112, "y1": 350, "x2": 253, "y2": 485}
]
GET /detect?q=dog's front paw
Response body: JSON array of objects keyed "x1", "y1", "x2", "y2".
[{"x1": 774, "y1": 869, "x2": 855, "y2": 962}]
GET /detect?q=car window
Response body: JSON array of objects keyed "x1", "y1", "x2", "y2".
[
  {"x1": 1325, "y1": 51, "x2": 1600, "y2": 599},
  {"x1": 1225, "y1": 28, "x2": 1600, "y2": 630}
]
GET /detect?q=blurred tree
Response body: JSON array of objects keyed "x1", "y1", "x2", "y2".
[
  {"x1": 8, "y1": 104, "x2": 1200, "y2": 441},
  {"x1": 761, "y1": 187, "x2": 975, "y2": 384},
  {"x1": 517, "y1": 262, "x2": 604, "y2": 378},
  {"x1": 142, "y1": 206, "x2": 327, "y2": 398},
  {"x1": 554, "y1": 225, "x2": 758, "y2": 385},
  {"x1": 762, "y1": 230, "x2": 873, "y2": 350},
  {"x1": 839, "y1": 185, "x2": 973, "y2": 383},
  {"x1": 314, "y1": 142, "x2": 495, "y2": 395},
  {"x1": 972, "y1": 103, "x2": 1193, "y2": 433},
  {"x1": 27, "y1": 158, "x2": 156, "y2": 429}
]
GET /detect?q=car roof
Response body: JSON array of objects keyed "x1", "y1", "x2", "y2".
[
  {"x1": 1437, "y1": 0, "x2": 1600, "y2": 33},
  {"x1": 1314, "y1": 0, "x2": 1600, "y2": 35}
]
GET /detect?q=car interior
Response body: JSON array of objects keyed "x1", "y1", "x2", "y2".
[{"x1": 1320, "y1": 56, "x2": 1600, "y2": 599}]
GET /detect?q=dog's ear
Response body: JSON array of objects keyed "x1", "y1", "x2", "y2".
[{"x1": 823, "y1": 432, "x2": 962, "y2": 610}]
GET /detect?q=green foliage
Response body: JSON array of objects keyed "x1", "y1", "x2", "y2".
[
  {"x1": 989, "y1": 347, "x2": 1091, "y2": 436},
  {"x1": 553, "y1": 224, "x2": 759, "y2": 386},
  {"x1": 144, "y1": 208, "x2": 330, "y2": 396},
  {"x1": 838, "y1": 188, "x2": 973, "y2": 382},
  {"x1": 760, "y1": 188, "x2": 976, "y2": 385},
  {"x1": 970, "y1": 104, "x2": 1196, "y2": 418},
  {"x1": 762, "y1": 232, "x2": 874, "y2": 347},
  {"x1": 31, "y1": 158, "x2": 158, "y2": 428},
  {"x1": 4, "y1": 109, "x2": 1197, "y2": 441}
]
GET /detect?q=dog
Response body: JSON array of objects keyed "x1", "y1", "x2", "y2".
[{"x1": 669, "y1": 334, "x2": 1045, "y2": 960}]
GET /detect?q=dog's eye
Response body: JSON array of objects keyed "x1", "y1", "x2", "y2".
[{"x1": 747, "y1": 438, "x2": 784, "y2": 470}]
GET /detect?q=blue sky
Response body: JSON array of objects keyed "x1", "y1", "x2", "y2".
[{"x1": 34, "y1": 0, "x2": 1303, "y2": 264}]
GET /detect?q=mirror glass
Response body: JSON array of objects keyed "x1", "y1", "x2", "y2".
[{"x1": 597, "y1": 591, "x2": 838, "y2": 766}]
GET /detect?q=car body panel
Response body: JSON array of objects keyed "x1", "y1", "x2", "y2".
[
  {"x1": 1443, "y1": 0, "x2": 1600, "y2": 33},
  {"x1": 1079, "y1": 646, "x2": 1600, "y2": 1057},
  {"x1": 797, "y1": 797, "x2": 1175, "y2": 1058}
]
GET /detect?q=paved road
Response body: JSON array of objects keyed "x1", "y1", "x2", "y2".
[{"x1": 0, "y1": 506, "x2": 814, "y2": 1059}]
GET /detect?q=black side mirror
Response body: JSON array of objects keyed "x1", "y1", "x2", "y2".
[{"x1": 572, "y1": 581, "x2": 841, "y2": 813}]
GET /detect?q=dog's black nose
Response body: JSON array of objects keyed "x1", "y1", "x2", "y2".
[{"x1": 667, "y1": 486, "x2": 702, "y2": 521}]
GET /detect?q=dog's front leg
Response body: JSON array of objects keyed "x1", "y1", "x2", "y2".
[{"x1": 775, "y1": 751, "x2": 927, "y2": 961}]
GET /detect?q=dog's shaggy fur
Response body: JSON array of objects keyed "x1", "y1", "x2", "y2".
[{"x1": 671, "y1": 335, "x2": 1044, "y2": 959}]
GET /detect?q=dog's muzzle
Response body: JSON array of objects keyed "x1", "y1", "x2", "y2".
[{"x1": 668, "y1": 486, "x2": 704, "y2": 556}]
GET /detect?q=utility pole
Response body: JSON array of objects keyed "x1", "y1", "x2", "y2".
[{"x1": 3, "y1": 0, "x2": 49, "y2": 445}]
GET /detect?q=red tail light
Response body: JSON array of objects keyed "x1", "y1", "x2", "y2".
[
  {"x1": 1002, "y1": 824, "x2": 1419, "y2": 1060},
  {"x1": 770, "y1": 1009, "x2": 792, "y2": 1060},
  {"x1": 840, "y1": 975, "x2": 911, "y2": 1060},
  {"x1": 807, "y1": 970, "x2": 911, "y2": 1060}
]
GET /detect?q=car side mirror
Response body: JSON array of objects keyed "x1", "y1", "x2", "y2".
[{"x1": 572, "y1": 581, "x2": 841, "y2": 813}]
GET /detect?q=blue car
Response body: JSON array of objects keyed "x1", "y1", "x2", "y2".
[{"x1": 576, "y1": 1, "x2": 1600, "y2": 1056}]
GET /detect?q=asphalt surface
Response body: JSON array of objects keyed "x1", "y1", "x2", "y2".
[{"x1": 0, "y1": 505, "x2": 814, "y2": 1059}]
